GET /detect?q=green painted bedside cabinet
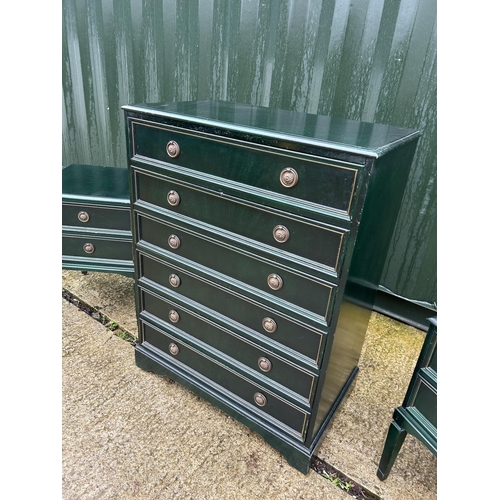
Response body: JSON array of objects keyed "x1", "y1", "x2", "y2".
[
  {"x1": 62, "y1": 164, "x2": 134, "y2": 277},
  {"x1": 122, "y1": 100, "x2": 421, "y2": 474},
  {"x1": 377, "y1": 317, "x2": 437, "y2": 480}
]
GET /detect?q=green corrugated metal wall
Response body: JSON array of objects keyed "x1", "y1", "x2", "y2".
[{"x1": 62, "y1": 0, "x2": 437, "y2": 312}]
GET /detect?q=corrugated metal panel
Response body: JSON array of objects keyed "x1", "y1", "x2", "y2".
[{"x1": 62, "y1": 0, "x2": 437, "y2": 308}]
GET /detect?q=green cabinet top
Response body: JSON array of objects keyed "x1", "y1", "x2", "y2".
[
  {"x1": 62, "y1": 164, "x2": 130, "y2": 204},
  {"x1": 122, "y1": 100, "x2": 420, "y2": 158}
]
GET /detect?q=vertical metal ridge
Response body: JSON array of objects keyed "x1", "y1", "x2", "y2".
[
  {"x1": 86, "y1": 0, "x2": 113, "y2": 166},
  {"x1": 317, "y1": 0, "x2": 351, "y2": 115},
  {"x1": 63, "y1": 0, "x2": 92, "y2": 164}
]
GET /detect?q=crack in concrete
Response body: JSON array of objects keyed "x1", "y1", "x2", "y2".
[
  {"x1": 62, "y1": 288, "x2": 136, "y2": 345},
  {"x1": 311, "y1": 456, "x2": 383, "y2": 499}
]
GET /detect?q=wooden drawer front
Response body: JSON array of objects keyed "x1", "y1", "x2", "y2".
[
  {"x1": 142, "y1": 322, "x2": 308, "y2": 438},
  {"x1": 135, "y1": 171, "x2": 346, "y2": 274},
  {"x1": 138, "y1": 253, "x2": 324, "y2": 364},
  {"x1": 140, "y1": 289, "x2": 316, "y2": 403},
  {"x1": 131, "y1": 121, "x2": 358, "y2": 217},
  {"x1": 62, "y1": 235, "x2": 132, "y2": 261},
  {"x1": 62, "y1": 203, "x2": 131, "y2": 231},
  {"x1": 137, "y1": 214, "x2": 334, "y2": 319},
  {"x1": 412, "y1": 379, "x2": 437, "y2": 428}
]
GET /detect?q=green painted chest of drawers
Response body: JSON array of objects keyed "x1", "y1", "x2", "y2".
[
  {"x1": 62, "y1": 164, "x2": 134, "y2": 277},
  {"x1": 123, "y1": 100, "x2": 420, "y2": 474}
]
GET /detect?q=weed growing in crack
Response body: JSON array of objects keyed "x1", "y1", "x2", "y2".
[{"x1": 321, "y1": 472, "x2": 351, "y2": 492}]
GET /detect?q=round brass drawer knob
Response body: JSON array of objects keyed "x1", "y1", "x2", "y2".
[
  {"x1": 168, "y1": 310, "x2": 180, "y2": 323},
  {"x1": 267, "y1": 273, "x2": 283, "y2": 291},
  {"x1": 253, "y1": 392, "x2": 267, "y2": 407},
  {"x1": 262, "y1": 317, "x2": 277, "y2": 333},
  {"x1": 279, "y1": 167, "x2": 298, "y2": 188},
  {"x1": 273, "y1": 225, "x2": 290, "y2": 243},
  {"x1": 167, "y1": 190, "x2": 180, "y2": 206},
  {"x1": 168, "y1": 343, "x2": 180, "y2": 356},
  {"x1": 258, "y1": 357, "x2": 272, "y2": 372},
  {"x1": 169, "y1": 274, "x2": 181, "y2": 288},
  {"x1": 77, "y1": 211, "x2": 90, "y2": 223},
  {"x1": 168, "y1": 234, "x2": 181, "y2": 249},
  {"x1": 166, "y1": 140, "x2": 180, "y2": 158},
  {"x1": 83, "y1": 243, "x2": 95, "y2": 254}
]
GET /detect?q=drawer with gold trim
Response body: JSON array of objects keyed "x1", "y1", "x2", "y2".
[
  {"x1": 141, "y1": 320, "x2": 310, "y2": 439},
  {"x1": 133, "y1": 169, "x2": 348, "y2": 275},
  {"x1": 136, "y1": 222, "x2": 337, "y2": 319},
  {"x1": 129, "y1": 118, "x2": 360, "y2": 219},
  {"x1": 62, "y1": 203, "x2": 130, "y2": 231},
  {"x1": 137, "y1": 252, "x2": 326, "y2": 364},
  {"x1": 62, "y1": 232, "x2": 133, "y2": 261},
  {"x1": 139, "y1": 287, "x2": 317, "y2": 404},
  {"x1": 135, "y1": 212, "x2": 335, "y2": 320}
]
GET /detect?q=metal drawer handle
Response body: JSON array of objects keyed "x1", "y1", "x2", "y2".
[
  {"x1": 253, "y1": 392, "x2": 267, "y2": 407},
  {"x1": 168, "y1": 234, "x2": 181, "y2": 250},
  {"x1": 168, "y1": 310, "x2": 180, "y2": 323},
  {"x1": 169, "y1": 274, "x2": 181, "y2": 287},
  {"x1": 167, "y1": 190, "x2": 180, "y2": 206},
  {"x1": 258, "y1": 357, "x2": 272, "y2": 373},
  {"x1": 267, "y1": 273, "x2": 283, "y2": 291},
  {"x1": 77, "y1": 211, "x2": 90, "y2": 223},
  {"x1": 273, "y1": 225, "x2": 290, "y2": 243},
  {"x1": 262, "y1": 317, "x2": 277, "y2": 333},
  {"x1": 166, "y1": 140, "x2": 180, "y2": 158},
  {"x1": 83, "y1": 243, "x2": 95, "y2": 254},
  {"x1": 279, "y1": 167, "x2": 298, "y2": 188},
  {"x1": 168, "y1": 343, "x2": 180, "y2": 356}
]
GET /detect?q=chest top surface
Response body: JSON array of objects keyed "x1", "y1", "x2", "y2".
[
  {"x1": 122, "y1": 100, "x2": 420, "y2": 158},
  {"x1": 62, "y1": 164, "x2": 130, "y2": 201}
]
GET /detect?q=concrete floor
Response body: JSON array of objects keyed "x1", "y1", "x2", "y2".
[{"x1": 62, "y1": 270, "x2": 437, "y2": 500}]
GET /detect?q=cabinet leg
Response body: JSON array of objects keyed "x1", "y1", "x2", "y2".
[{"x1": 377, "y1": 420, "x2": 407, "y2": 480}]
